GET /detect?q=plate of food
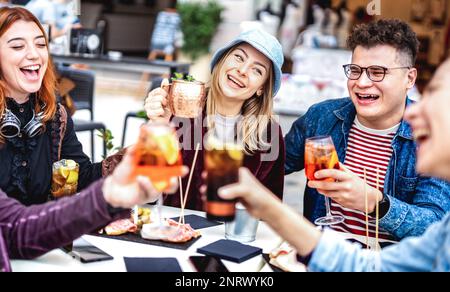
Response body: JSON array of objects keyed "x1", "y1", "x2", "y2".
[
  {"x1": 141, "y1": 218, "x2": 201, "y2": 243},
  {"x1": 96, "y1": 207, "x2": 202, "y2": 250}
]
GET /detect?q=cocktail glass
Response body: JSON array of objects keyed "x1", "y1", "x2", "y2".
[
  {"x1": 204, "y1": 134, "x2": 244, "y2": 222},
  {"x1": 51, "y1": 159, "x2": 79, "y2": 251},
  {"x1": 133, "y1": 121, "x2": 183, "y2": 192},
  {"x1": 51, "y1": 159, "x2": 79, "y2": 198},
  {"x1": 133, "y1": 121, "x2": 183, "y2": 232},
  {"x1": 305, "y1": 136, "x2": 344, "y2": 226}
]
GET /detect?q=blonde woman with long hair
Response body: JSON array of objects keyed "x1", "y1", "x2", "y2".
[{"x1": 144, "y1": 29, "x2": 285, "y2": 210}]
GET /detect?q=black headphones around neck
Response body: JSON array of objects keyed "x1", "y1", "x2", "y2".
[{"x1": 0, "y1": 104, "x2": 45, "y2": 139}]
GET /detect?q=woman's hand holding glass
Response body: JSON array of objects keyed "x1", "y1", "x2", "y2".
[{"x1": 144, "y1": 78, "x2": 172, "y2": 122}]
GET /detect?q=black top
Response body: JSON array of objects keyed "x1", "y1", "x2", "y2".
[{"x1": 0, "y1": 97, "x2": 102, "y2": 206}]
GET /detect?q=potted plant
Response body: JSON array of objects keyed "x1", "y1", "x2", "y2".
[{"x1": 177, "y1": 0, "x2": 224, "y2": 61}]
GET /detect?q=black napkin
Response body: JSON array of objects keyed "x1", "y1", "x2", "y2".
[
  {"x1": 124, "y1": 257, "x2": 182, "y2": 272},
  {"x1": 197, "y1": 239, "x2": 262, "y2": 263},
  {"x1": 170, "y1": 214, "x2": 222, "y2": 230}
]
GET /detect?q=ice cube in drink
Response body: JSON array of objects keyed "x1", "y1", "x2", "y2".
[
  {"x1": 305, "y1": 137, "x2": 339, "y2": 181},
  {"x1": 51, "y1": 159, "x2": 79, "y2": 198}
]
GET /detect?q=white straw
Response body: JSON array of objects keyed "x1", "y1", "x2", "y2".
[
  {"x1": 180, "y1": 143, "x2": 201, "y2": 226},
  {"x1": 375, "y1": 167, "x2": 380, "y2": 252},
  {"x1": 363, "y1": 168, "x2": 369, "y2": 249},
  {"x1": 178, "y1": 177, "x2": 184, "y2": 226}
]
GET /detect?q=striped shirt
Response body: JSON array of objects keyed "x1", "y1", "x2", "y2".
[{"x1": 330, "y1": 117, "x2": 399, "y2": 241}]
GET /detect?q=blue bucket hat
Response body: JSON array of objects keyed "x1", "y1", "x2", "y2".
[{"x1": 210, "y1": 29, "x2": 284, "y2": 97}]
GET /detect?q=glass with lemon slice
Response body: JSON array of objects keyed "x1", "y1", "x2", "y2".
[
  {"x1": 204, "y1": 134, "x2": 244, "y2": 222},
  {"x1": 304, "y1": 136, "x2": 344, "y2": 226},
  {"x1": 133, "y1": 121, "x2": 183, "y2": 192},
  {"x1": 51, "y1": 159, "x2": 79, "y2": 198}
]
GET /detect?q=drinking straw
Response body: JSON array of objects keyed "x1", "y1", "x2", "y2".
[
  {"x1": 375, "y1": 167, "x2": 380, "y2": 252},
  {"x1": 363, "y1": 167, "x2": 369, "y2": 249},
  {"x1": 177, "y1": 177, "x2": 184, "y2": 226},
  {"x1": 180, "y1": 143, "x2": 201, "y2": 225}
]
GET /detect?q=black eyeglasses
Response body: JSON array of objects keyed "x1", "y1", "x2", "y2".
[{"x1": 343, "y1": 64, "x2": 411, "y2": 82}]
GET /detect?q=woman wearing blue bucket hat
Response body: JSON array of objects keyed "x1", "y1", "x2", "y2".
[{"x1": 145, "y1": 29, "x2": 286, "y2": 211}]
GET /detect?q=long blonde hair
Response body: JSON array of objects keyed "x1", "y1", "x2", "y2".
[
  {"x1": 206, "y1": 44, "x2": 275, "y2": 155},
  {"x1": 0, "y1": 7, "x2": 57, "y2": 144}
]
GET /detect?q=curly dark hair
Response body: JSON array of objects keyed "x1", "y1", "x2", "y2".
[{"x1": 347, "y1": 19, "x2": 420, "y2": 66}]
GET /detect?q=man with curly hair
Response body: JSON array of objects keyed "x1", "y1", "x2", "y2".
[
  {"x1": 219, "y1": 57, "x2": 450, "y2": 271},
  {"x1": 284, "y1": 19, "x2": 450, "y2": 241}
]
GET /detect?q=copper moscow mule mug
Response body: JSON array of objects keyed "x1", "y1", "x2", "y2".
[{"x1": 166, "y1": 79, "x2": 206, "y2": 118}]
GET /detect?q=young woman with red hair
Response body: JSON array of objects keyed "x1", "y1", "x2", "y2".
[{"x1": 0, "y1": 6, "x2": 104, "y2": 205}]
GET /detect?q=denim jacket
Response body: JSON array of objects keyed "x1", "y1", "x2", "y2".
[
  {"x1": 285, "y1": 98, "x2": 450, "y2": 239},
  {"x1": 308, "y1": 213, "x2": 450, "y2": 272}
]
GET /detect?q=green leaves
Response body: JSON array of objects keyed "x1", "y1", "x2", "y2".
[
  {"x1": 177, "y1": 0, "x2": 224, "y2": 61},
  {"x1": 185, "y1": 74, "x2": 196, "y2": 82},
  {"x1": 173, "y1": 72, "x2": 184, "y2": 80},
  {"x1": 97, "y1": 129, "x2": 121, "y2": 159},
  {"x1": 136, "y1": 110, "x2": 148, "y2": 119},
  {"x1": 171, "y1": 72, "x2": 196, "y2": 82}
]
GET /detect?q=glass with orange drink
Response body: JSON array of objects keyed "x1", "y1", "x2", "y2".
[
  {"x1": 133, "y1": 121, "x2": 183, "y2": 236},
  {"x1": 133, "y1": 121, "x2": 183, "y2": 192},
  {"x1": 305, "y1": 136, "x2": 344, "y2": 226}
]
